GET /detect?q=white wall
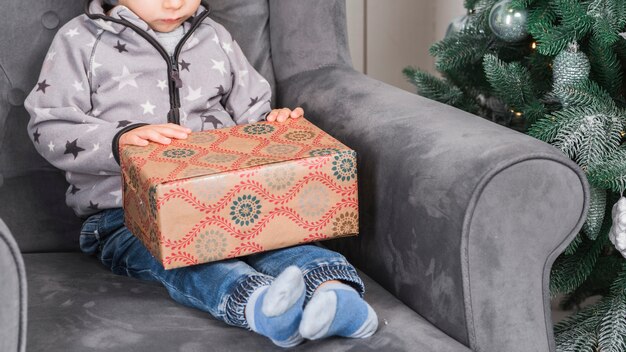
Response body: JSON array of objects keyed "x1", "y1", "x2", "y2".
[{"x1": 346, "y1": 0, "x2": 465, "y2": 92}]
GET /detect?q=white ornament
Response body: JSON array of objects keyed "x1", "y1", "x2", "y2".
[{"x1": 609, "y1": 197, "x2": 626, "y2": 257}]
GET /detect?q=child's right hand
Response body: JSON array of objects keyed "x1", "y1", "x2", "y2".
[{"x1": 119, "y1": 123, "x2": 192, "y2": 147}]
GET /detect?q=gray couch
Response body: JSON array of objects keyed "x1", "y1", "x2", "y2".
[{"x1": 0, "y1": 0, "x2": 589, "y2": 351}]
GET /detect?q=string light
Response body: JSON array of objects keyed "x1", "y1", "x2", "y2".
[
  {"x1": 510, "y1": 109, "x2": 524, "y2": 118},
  {"x1": 531, "y1": 41, "x2": 537, "y2": 49}
]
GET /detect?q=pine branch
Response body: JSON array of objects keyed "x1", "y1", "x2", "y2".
[
  {"x1": 469, "y1": 0, "x2": 500, "y2": 32},
  {"x1": 527, "y1": 51, "x2": 554, "y2": 97},
  {"x1": 564, "y1": 233, "x2": 583, "y2": 255},
  {"x1": 598, "y1": 294, "x2": 626, "y2": 352},
  {"x1": 583, "y1": 186, "x2": 607, "y2": 240},
  {"x1": 559, "y1": 254, "x2": 618, "y2": 310},
  {"x1": 443, "y1": 63, "x2": 493, "y2": 97},
  {"x1": 532, "y1": 0, "x2": 591, "y2": 56},
  {"x1": 528, "y1": 107, "x2": 580, "y2": 143},
  {"x1": 430, "y1": 32, "x2": 491, "y2": 73},
  {"x1": 598, "y1": 264, "x2": 626, "y2": 352},
  {"x1": 527, "y1": 0, "x2": 558, "y2": 37},
  {"x1": 483, "y1": 54, "x2": 536, "y2": 109},
  {"x1": 588, "y1": 0, "x2": 626, "y2": 47},
  {"x1": 509, "y1": 0, "x2": 536, "y2": 9},
  {"x1": 550, "y1": 234, "x2": 607, "y2": 296},
  {"x1": 554, "y1": 0, "x2": 593, "y2": 37},
  {"x1": 588, "y1": 34, "x2": 624, "y2": 98},
  {"x1": 534, "y1": 22, "x2": 579, "y2": 56},
  {"x1": 556, "y1": 254, "x2": 625, "y2": 348},
  {"x1": 552, "y1": 79, "x2": 617, "y2": 111},
  {"x1": 554, "y1": 305, "x2": 600, "y2": 352},
  {"x1": 570, "y1": 109, "x2": 622, "y2": 169},
  {"x1": 588, "y1": 144, "x2": 626, "y2": 193},
  {"x1": 402, "y1": 67, "x2": 465, "y2": 105},
  {"x1": 528, "y1": 106, "x2": 621, "y2": 168},
  {"x1": 522, "y1": 99, "x2": 547, "y2": 125},
  {"x1": 555, "y1": 297, "x2": 602, "y2": 334},
  {"x1": 464, "y1": 0, "x2": 482, "y2": 10}
]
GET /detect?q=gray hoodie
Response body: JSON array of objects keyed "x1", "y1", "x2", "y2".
[{"x1": 24, "y1": 0, "x2": 272, "y2": 217}]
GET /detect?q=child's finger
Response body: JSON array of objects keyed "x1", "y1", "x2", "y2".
[
  {"x1": 153, "y1": 126, "x2": 190, "y2": 140},
  {"x1": 134, "y1": 138, "x2": 150, "y2": 146},
  {"x1": 141, "y1": 130, "x2": 172, "y2": 145},
  {"x1": 291, "y1": 107, "x2": 304, "y2": 118},
  {"x1": 123, "y1": 134, "x2": 149, "y2": 147},
  {"x1": 277, "y1": 108, "x2": 291, "y2": 122},
  {"x1": 266, "y1": 110, "x2": 278, "y2": 122},
  {"x1": 165, "y1": 123, "x2": 193, "y2": 133}
]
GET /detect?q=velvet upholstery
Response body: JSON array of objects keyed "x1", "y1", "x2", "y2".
[
  {"x1": 274, "y1": 64, "x2": 588, "y2": 351},
  {"x1": 0, "y1": 0, "x2": 84, "y2": 253},
  {"x1": 0, "y1": 0, "x2": 589, "y2": 351},
  {"x1": 268, "y1": 1, "x2": 588, "y2": 346},
  {"x1": 25, "y1": 253, "x2": 471, "y2": 352}
]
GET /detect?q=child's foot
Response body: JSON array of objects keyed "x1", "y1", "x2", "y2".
[
  {"x1": 245, "y1": 266, "x2": 306, "y2": 348},
  {"x1": 299, "y1": 282, "x2": 378, "y2": 340}
]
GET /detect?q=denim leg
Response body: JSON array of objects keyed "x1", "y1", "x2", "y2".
[
  {"x1": 80, "y1": 208, "x2": 273, "y2": 329},
  {"x1": 245, "y1": 244, "x2": 365, "y2": 302}
]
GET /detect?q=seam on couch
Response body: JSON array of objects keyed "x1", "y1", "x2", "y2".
[
  {"x1": 274, "y1": 63, "x2": 352, "y2": 87},
  {"x1": 539, "y1": 161, "x2": 589, "y2": 352},
  {"x1": 460, "y1": 152, "x2": 589, "y2": 351},
  {"x1": 0, "y1": 220, "x2": 27, "y2": 352}
]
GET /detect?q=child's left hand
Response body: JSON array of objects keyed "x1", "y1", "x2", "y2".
[{"x1": 266, "y1": 107, "x2": 304, "y2": 122}]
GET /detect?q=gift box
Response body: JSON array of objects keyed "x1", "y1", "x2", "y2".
[{"x1": 120, "y1": 117, "x2": 359, "y2": 269}]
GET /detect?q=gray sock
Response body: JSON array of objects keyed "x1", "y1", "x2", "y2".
[
  {"x1": 245, "y1": 266, "x2": 306, "y2": 347},
  {"x1": 299, "y1": 282, "x2": 378, "y2": 340}
]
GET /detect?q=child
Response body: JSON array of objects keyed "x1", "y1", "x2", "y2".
[{"x1": 24, "y1": 0, "x2": 378, "y2": 348}]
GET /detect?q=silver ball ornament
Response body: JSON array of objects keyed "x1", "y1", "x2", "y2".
[
  {"x1": 553, "y1": 42, "x2": 590, "y2": 88},
  {"x1": 489, "y1": 0, "x2": 529, "y2": 42},
  {"x1": 445, "y1": 14, "x2": 471, "y2": 38}
]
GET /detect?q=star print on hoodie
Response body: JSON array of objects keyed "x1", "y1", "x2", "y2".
[{"x1": 24, "y1": 0, "x2": 272, "y2": 217}]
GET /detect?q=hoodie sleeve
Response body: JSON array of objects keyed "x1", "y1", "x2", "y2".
[
  {"x1": 213, "y1": 24, "x2": 272, "y2": 125},
  {"x1": 24, "y1": 24, "x2": 145, "y2": 176}
]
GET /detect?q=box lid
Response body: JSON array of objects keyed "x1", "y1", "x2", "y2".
[{"x1": 120, "y1": 117, "x2": 354, "y2": 185}]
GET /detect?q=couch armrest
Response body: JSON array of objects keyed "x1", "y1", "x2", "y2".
[
  {"x1": 269, "y1": 1, "x2": 589, "y2": 349},
  {"x1": 0, "y1": 218, "x2": 27, "y2": 352},
  {"x1": 274, "y1": 65, "x2": 589, "y2": 351}
]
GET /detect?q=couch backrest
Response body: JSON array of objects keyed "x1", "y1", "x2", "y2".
[{"x1": 0, "y1": 0, "x2": 276, "y2": 253}]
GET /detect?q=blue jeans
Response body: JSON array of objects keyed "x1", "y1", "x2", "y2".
[{"x1": 79, "y1": 208, "x2": 365, "y2": 329}]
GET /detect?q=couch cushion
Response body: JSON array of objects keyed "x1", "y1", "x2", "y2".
[
  {"x1": 0, "y1": 0, "x2": 86, "y2": 253},
  {"x1": 208, "y1": 0, "x2": 277, "y2": 107},
  {"x1": 1, "y1": 0, "x2": 275, "y2": 252},
  {"x1": 24, "y1": 253, "x2": 470, "y2": 352}
]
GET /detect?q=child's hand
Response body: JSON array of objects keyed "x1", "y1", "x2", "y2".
[
  {"x1": 119, "y1": 123, "x2": 192, "y2": 147},
  {"x1": 265, "y1": 107, "x2": 304, "y2": 122}
]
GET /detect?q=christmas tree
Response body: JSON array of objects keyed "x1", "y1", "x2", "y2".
[{"x1": 403, "y1": 0, "x2": 626, "y2": 350}]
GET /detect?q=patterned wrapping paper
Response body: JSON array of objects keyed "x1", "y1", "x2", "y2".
[{"x1": 120, "y1": 117, "x2": 359, "y2": 269}]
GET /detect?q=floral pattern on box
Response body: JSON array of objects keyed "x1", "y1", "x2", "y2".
[{"x1": 121, "y1": 117, "x2": 359, "y2": 269}]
